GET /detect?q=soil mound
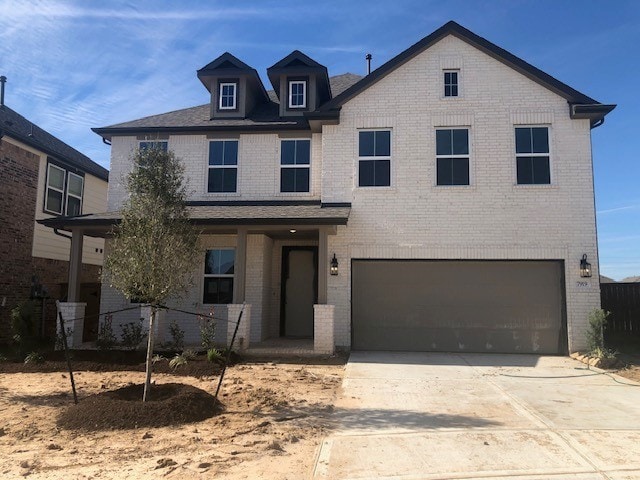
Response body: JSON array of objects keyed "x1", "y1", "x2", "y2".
[{"x1": 57, "y1": 383, "x2": 218, "y2": 431}]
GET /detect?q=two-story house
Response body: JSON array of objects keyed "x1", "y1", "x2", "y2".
[
  {"x1": 45, "y1": 22, "x2": 614, "y2": 354},
  {"x1": 0, "y1": 78, "x2": 108, "y2": 344}
]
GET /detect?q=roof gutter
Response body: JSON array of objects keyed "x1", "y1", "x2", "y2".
[{"x1": 569, "y1": 103, "x2": 616, "y2": 129}]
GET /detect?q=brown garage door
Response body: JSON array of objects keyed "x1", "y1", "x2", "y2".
[{"x1": 352, "y1": 260, "x2": 566, "y2": 354}]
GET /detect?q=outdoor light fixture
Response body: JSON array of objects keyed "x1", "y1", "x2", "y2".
[
  {"x1": 330, "y1": 254, "x2": 339, "y2": 276},
  {"x1": 289, "y1": 229, "x2": 297, "y2": 234},
  {"x1": 580, "y1": 254, "x2": 592, "y2": 278}
]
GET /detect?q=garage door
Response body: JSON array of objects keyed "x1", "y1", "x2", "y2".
[{"x1": 352, "y1": 260, "x2": 566, "y2": 354}]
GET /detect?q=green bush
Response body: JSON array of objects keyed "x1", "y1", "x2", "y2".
[
  {"x1": 586, "y1": 308, "x2": 610, "y2": 354},
  {"x1": 10, "y1": 300, "x2": 39, "y2": 355},
  {"x1": 120, "y1": 319, "x2": 148, "y2": 350},
  {"x1": 24, "y1": 351, "x2": 44, "y2": 364},
  {"x1": 199, "y1": 318, "x2": 216, "y2": 351},
  {"x1": 207, "y1": 347, "x2": 223, "y2": 363},
  {"x1": 169, "y1": 353, "x2": 188, "y2": 370},
  {"x1": 165, "y1": 319, "x2": 185, "y2": 351},
  {"x1": 96, "y1": 315, "x2": 117, "y2": 350}
]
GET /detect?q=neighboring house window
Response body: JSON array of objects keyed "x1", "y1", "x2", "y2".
[
  {"x1": 280, "y1": 139, "x2": 310, "y2": 192},
  {"x1": 358, "y1": 130, "x2": 391, "y2": 187},
  {"x1": 139, "y1": 141, "x2": 168, "y2": 151},
  {"x1": 436, "y1": 128, "x2": 469, "y2": 186},
  {"x1": 203, "y1": 249, "x2": 235, "y2": 304},
  {"x1": 288, "y1": 80, "x2": 306, "y2": 108},
  {"x1": 515, "y1": 127, "x2": 550, "y2": 184},
  {"x1": 44, "y1": 163, "x2": 84, "y2": 216},
  {"x1": 219, "y1": 82, "x2": 237, "y2": 110},
  {"x1": 66, "y1": 172, "x2": 84, "y2": 216},
  {"x1": 208, "y1": 140, "x2": 238, "y2": 193},
  {"x1": 444, "y1": 70, "x2": 459, "y2": 97}
]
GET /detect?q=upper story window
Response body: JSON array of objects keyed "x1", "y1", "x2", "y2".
[
  {"x1": 280, "y1": 139, "x2": 310, "y2": 193},
  {"x1": 208, "y1": 140, "x2": 238, "y2": 193},
  {"x1": 44, "y1": 163, "x2": 84, "y2": 216},
  {"x1": 288, "y1": 80, "x2": 307, "y2": 108},
  {"x1": 358, "y1": 130, "x2": 391, "y2": 187},
  {"x1": 515, "y1": 127, "x2": 550, "y2": 184},
  {"x1": 219, "y1": 82, "x2": 237, "y2": 110},
  {"x1": 436, "y1": 128, "x2": 469, "y2": 186},
  {"x1": 139, "y1": 141, "x2": 168, "y2": 152},
  {"x1": 444, "y1": 70, "x2": 459, "y2": 97},
  {"x1": 203, "y1": 248, "x2": 235, "y2": 304}
]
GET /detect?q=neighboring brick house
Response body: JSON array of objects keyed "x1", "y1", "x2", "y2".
[
  {"x1": 0, "y1": 81, "x2": 108, "y2": 343},
  {"x1": 45, "y1": 22, "x2": 614, "y2": 354}
]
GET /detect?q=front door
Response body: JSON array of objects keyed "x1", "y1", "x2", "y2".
[{"x1": 281, "y1": 247, "x2": 317, "y2": 337}]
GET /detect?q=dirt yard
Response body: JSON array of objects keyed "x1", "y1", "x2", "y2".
[{"x1": 0, "y1": 356, "x2": 345, "y2": 479}]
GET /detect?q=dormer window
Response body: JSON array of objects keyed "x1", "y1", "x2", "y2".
[
  {"x1": 219, "y1": 82, "x2": 237, "y2": 110},
  {"x1": 288, "y1": 80, "x2": 306, "y2": 108}
]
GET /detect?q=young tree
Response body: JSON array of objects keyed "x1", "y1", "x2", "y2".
[{"x1": 104, "y1": 147, "x2": 199, "y2": 401}]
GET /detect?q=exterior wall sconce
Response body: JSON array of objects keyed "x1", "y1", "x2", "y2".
[
  {"x1": 330, "y1": 254, "x2": 339, "y2": 276},
  {"x1": 580, "y1": 254, "x2": 592, "y2": 278}
]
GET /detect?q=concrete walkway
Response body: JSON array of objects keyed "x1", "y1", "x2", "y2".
[{"x1": 314, "y1": 352, "x2": 640, "y2": 479}]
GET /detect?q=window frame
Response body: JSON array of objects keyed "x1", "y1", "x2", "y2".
[
  {"x1": 288, "y1": 80, "x2": 307, "y2": 109},
  {"x1": 207, "y1": 139, "x2": 239, "y2": 194},
  {"x1": 357, "y1": 129, "x2": 392, "y2": 188},
  {"x1": 139, "y1": 140, "x2": 168, "y2": 152},
  {"x1": 218, "y1": 82, "x2": 237, "y2": 110},
  {"x1": 44, "y1": 162, "x2": 85, "y2": 216},
  {"x1": 435, "y1": 127, "x2": 471, "y2": 186},
  {"x1": 202, "y1": 248, "x2": 235, "y2": 305},
  {"x1": 279, "y1": 138, "x2": 311, "y2": 193},
  {"x1": 514, "y1": 126, "x2": 552, "y2": 185},
  {"x1": 443, "y1": 70, "x2": 459, "y2": 98}
]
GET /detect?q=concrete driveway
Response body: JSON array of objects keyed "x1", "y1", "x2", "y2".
[{"x1": 314, "y1": 352, "x2": 640, "y2": 479}]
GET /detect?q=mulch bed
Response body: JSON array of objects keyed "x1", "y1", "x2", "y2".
[{"x1": 57, "y1": 383, "x2": 220, "y2": 431}]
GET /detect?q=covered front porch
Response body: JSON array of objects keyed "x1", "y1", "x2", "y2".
[{"x1": 39, "y1": 201, "x2": 350, "y2": 355}]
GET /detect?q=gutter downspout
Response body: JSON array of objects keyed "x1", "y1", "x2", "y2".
[{"x1": 54, "y1": 228, "x2": 73, "y2": 240}]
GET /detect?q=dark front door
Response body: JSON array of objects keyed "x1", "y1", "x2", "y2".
[{"x1": 281, "y1": 247, "x2": 317, "y2": 337}]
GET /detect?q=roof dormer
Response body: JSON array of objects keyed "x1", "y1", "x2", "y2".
[
  {"x1": 197, "y1": 53, "x2": 269, "y2": 120},
  {"x1": 267, "y1": 51, "x2": 331, "y2": 117}
]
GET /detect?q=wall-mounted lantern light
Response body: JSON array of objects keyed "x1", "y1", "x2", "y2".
[
  {"x1": 580, "y1": 254, "x2": 592, "y2": 278},
  {"x1": 330, "y1": 254, "x2": 339, "y2": 276}
]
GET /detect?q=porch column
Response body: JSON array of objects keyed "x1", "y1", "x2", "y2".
[
  {"x1": 233, "y1": 227, "x2": 247, "y2": 303},
  {"x1": 318, "y1": 227, "x2": 328, "y2": 304},
  {"x1": 68, "y1": 229, "x2": 84, "y2": 302}
]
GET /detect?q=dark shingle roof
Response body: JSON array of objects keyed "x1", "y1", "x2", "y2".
[
  {"x1": 93, "y1": 74, "x2": 362, "y2": 138},
  {"x1": 0, "y1": 105, "x2": 108, "y2": 181}
]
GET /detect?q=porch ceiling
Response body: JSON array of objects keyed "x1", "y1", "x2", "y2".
[{"x1": 38, "y1": 202, "x2": 351, "y2": 238}]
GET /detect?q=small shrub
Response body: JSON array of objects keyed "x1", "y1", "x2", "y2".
[
  {"x1": 164, "y1": 319, "x2": 185, "y2": 351},
  {"x1": 152, "y1": 354, "x2": 165, "y2": 365},
  {"x1": 96, "y1": 315, "x2": 117, "y2": 350},
  {"x1": 207, "y1": 348, "x2": 223, "y2": 363},
  {"x1": 120, "y1": 319, "x2": 148, "y2": 350},
  {"x1": 586, "y1": 308, "x2": 610, "y2": 354},
  {"x1": 11, "y1": 300, "x2": 39, "y2": 355},
  {"x1": 199, "y1": 317, "x2": 216, "y2": 351},
  {"x1": 169, "y1": 353, "x2": 188, "y2": 370},
  {"x1": 24, "y1": 351, "x2": 44, "y2": 364},
  {"x1": 182, "y1": 349, "x2": 197, "y2": 360}
]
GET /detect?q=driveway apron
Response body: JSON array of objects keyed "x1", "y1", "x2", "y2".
[{"x1": 314, "y1": 352, "x2": 640, "y2": 479}]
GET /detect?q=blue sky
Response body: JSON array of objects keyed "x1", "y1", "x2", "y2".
[{"x1": 1, "y1": 0, "x2": 638, "y2": 280}]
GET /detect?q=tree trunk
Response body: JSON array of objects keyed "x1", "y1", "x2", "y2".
[{"x1": 142, "y1": 306, "x2": 156, "y2": 402}]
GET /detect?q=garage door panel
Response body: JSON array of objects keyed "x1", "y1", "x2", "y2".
[{"x1": 352, "y1": 260, "x2": 565, "y2": 354}]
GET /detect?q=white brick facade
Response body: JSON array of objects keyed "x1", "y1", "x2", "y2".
[{"x1": 100, "y1": 32, "x2": 604, "y2": 354}]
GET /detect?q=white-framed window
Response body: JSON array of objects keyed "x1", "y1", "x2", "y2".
[
  {"x1": 208, "y1": 140, "x2": 238, "y2": 193},
  {"x1": 515, "y1": 126, "x2": 550, "y2": 184},
  {"x1": 139, "y1": 141, "x2": 168, "y2": 151},
  {"x1": 219, "y1": 82, "x2": 237, "y2": 110},
  {"x1": 288, "y1": 80, "x2": 306, "y2": 108},
  {"x1": 44, "y1": 163, "x2": 84, "y2": 216},
  {"x1": 203, "y1": 248, "x2": 235, "y2": 304},
  {"x1": 280, "y1": 139, "x2": 310, "y2": 192},
  {"x1": 444, "y1": 70, "x2": 459, "y2": 97},
  {"x1": 358, "y1": 130, "x2": 391, "y2": 187},
  {"x1": 66, "y1": 172, "x2": 84, "y2": 216},
  {"x1": 436, "y1": 128, "x2": 469, "y2": 186}
]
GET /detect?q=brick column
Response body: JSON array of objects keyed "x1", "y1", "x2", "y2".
[
  {"x1": 57, "y1": 301, "x2": 86, "y2": 348},
  {"x1": 314, "y1": 304, "x2": 335, "y2": 354},
  {"x1": 227, "y1": 304, "x2": 251, "y2": 351}
]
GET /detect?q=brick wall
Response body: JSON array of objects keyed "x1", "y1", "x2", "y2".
[{"x1": 0, "y1": 138, "x2": 101, "y2": 343}]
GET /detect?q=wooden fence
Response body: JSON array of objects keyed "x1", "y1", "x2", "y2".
[{"x1": 601, "y1": 283, "x2": 640, "y2": 341}]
